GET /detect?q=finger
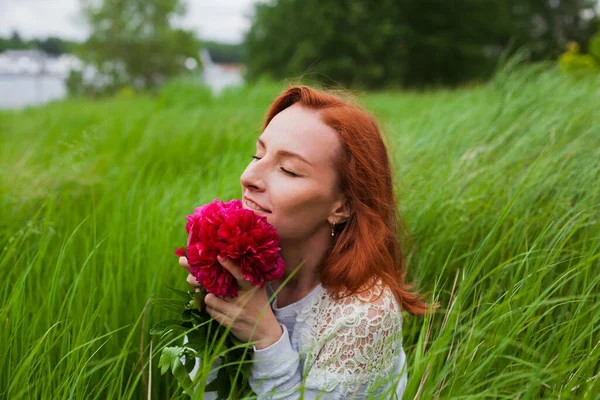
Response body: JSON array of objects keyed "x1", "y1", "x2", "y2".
[
  {"x1": 187, "y1": 273, "x2": 200, "y2": 287},
  {"x1": 179, "y1": 257, "x2": 190, "y2": 270},
  {"x1": 205, "y1": 293, "x2": 238, "y2": 319},
  {"x1": 236, "y1": 286, "x2": 259, "y2": 306},
  {"x1": 206, "y1": 306, "x2": 232, "y2": 328},
  {"x1": 217, "y1": 256, "x2": 253, "y2": 290},
  {"x1": 217, "y1": 256, "x2": 243, "y2": 280}
]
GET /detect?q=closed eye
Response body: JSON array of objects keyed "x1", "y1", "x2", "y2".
[
  {"x1": 250, "y1": 155, "x2": 300, "y2": 177},
  {"x1": 281, "y1": 167, "x2": 300, "y2": 177}
]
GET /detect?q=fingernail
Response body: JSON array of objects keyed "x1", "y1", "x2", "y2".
[{"x1": 217, "y1": 255, "x2": 225, "y2": 262}]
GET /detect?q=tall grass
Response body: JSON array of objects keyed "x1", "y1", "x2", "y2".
[{"x1": 1, "y1": 65, "x2": 598, "y2": 399}]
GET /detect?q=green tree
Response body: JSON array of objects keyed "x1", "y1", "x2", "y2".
[
  {"x1": 243, "y1": 0, "x2": 510, "y2": 88},
  {"x1": 243, "y1": 0, "x2": 598, "y2": 88},
  {"x1": 589, "y1": 28, "x2": 600, "y2": 63},
  {"x1": 0, "y1": 33, "x2": 76, "y2": 54},
  {"x1": 202, "y1": 40, "x2": 244, "y2": 64},
  {"x1": 9, "y1": 31, "x2": 23, "y2": 46},
  {"x1": 37, "y1": 37, "x2": 75, "y2": 55},
  {"x1": 79, "y1": 0, "x2": 201, "y2": 92},
  {"x1": 244, "y1": 0, "x2": 406, "y2": 89},
  {"x1": 399, "y1": 0, "x2": 510, "y2": 86},
  {"x1": 506, "y1": 0, "x2": 598, "y2": 60}
]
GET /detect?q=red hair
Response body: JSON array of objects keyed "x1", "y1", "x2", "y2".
[{"x1": 262, "y1": 84, "x2": 439, "y2": 316}]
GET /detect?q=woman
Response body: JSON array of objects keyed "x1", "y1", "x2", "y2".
[{"x1": 179, "y1": 85, "x2": 439, "y2": 399}]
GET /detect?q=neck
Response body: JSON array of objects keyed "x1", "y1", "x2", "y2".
[{"x1": 270, "y1": 227, "x2": 332, "y2": 295}]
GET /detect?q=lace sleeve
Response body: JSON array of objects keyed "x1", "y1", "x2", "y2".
[{"x1": 298, "y1": 283, "x2": 405, "y2": 398}]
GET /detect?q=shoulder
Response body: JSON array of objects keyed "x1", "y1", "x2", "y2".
[
  {"x1": 321, "y1": 277, "x2": 401, "y2": 313},
  {"x1": 329, "y1": 278, "x2": 403, "y2": 331},
  {"x1": 298, "y1": 277, "x2": 403, "y2": 339},
  {"x1": 298, "y1": 278, "x2": 406, "y2": 395},
  {"x1": 337, "y1": 277, "x2": 401, "y2": 310}
]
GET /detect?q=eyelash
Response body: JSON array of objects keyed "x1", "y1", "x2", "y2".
[{"x1": 251, "y1": 155, "x2": 300, "y2": 177}]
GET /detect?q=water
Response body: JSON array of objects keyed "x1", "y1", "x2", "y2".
[
  {"x1": 0, "y1": 75, "x2": 67, "y2": 109},
  {"x1": 0, "y1": 66, "x2": 244, "y2": 110},
  {"x1": 0, "y1": 48, "x2": 244, "y2": 109}
]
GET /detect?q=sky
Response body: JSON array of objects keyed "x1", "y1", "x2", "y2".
[
  {"x1": 2, "y1": 0, "x2": 600, "y2": 44},
  {"x1": 0, "y1": 0, "x2": 262, "y2": 44}
]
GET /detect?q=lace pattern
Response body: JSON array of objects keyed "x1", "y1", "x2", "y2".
[{"x1": 296, "y1": 279, "x2": 404, "y2": 396}]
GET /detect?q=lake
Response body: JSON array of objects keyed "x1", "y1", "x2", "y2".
[
  {"x1": 0, "y1": 66, "x2": 244, "y2": 109},
  {"x1": 0, "y1": 75, "x2": 67, "y2": 109}
]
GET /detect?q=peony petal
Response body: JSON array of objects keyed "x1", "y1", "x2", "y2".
[{"x1": 177, "y1": 198, "x2": 283, "y2": 298}]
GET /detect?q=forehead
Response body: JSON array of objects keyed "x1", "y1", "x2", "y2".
[{"x1": 260, "y1": 104, "x2": 341, "y2": 167}]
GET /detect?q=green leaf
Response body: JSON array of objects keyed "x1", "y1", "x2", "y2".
[
  {"x1": 184, "y1": 353, "x2": 197, "y2": 374},
  {"x1": 191, "y1": 307, "x2": 211, "y2": 323},
  {"x1": 172, "y1": 352, "x2": 196, "y2": 394},
  {"x1": 182, "y1": 309, "x2": 193, "y2": 321},
  {"x1": 186, "y1": 327, "x2": 208, "y2": 358},
  {"x1": 151, "y1": 298, "x2": 187, "y2": 313},
  {"x1": 158, "y1": 346, "x2": 183, "y2": 375},
  {"x1": 216, "y1": 367, "x2": 232, "y2": 400},
  {"x1": 149, "y1": 319, "x2": 186, "y2": 336},
  {"x1": 158, "y1": 346, "x2": 196, "y2": 394},
  {"x1": 192, "y1": 291, "x2": 205, "y2": 310},
  {"x1": 166, "y1": 285, "x2": 193, "y2": 300},
  {"x1": 203, "y1": 373, "x2": 219, "y2": 392},
  {"x1": 204, "y1": 366, "x2": 230, "y2": 399}
]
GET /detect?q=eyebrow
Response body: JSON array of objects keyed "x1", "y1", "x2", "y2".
[{"x1": 257, "y1": 137, "x2": 313, "y2": 167}]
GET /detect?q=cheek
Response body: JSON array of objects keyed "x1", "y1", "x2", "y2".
[
  {"x1": 276, "y1": 180, "x2": 323, "y2": 212},
  {"x1": 272, "y1": 182, "x2": 332, "y2": 233}
]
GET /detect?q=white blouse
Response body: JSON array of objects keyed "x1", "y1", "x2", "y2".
[{"x1": 189, "y1": 278, "x2": 408, "y2": 399}]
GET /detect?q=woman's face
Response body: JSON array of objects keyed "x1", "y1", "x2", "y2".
[{"x1": 240, "y1": 103, "x2": 345, "y2": 241}]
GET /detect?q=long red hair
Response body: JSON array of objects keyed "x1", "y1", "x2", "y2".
[{"x1": 262, "y1": 84, "x2": 439, "y2": 316}]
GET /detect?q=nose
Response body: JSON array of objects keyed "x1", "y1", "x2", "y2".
[{"x1": 240, "y1": 161, "x2": 266, "y2": 192}]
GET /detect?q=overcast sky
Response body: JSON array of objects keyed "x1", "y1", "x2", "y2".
[
  {"x1": 0, "y1": 0, "x2": 262, "y2": 44},
  {"x1": 3, "y1": 0, "x2": 600, "y2": 44}
]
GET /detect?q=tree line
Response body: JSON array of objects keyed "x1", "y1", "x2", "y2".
[
  {"x1": 0, "y1": 31, "x2": 77, "y2": 55},
  {"x1": 5, "y1": 0, "x2": 598, "y2": 93},
  {"x1": 243, "y1": 0, "x2": 599, "y2": 88}
]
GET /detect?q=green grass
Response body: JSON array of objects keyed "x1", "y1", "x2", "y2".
[{"x1": 1, "y1": 64, "x2": 599, "y2": 399}]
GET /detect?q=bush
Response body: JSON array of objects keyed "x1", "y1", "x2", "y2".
[
  {"x1": 588, "y1": 33, "x2": 600, "y2": 63},
  {"x1": 558, "y1": 41, "x2": 598, "y2": 77}
]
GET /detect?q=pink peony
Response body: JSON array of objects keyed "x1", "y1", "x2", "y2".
[{"x1": 175, "y1": 198, "x2": 285, "y2": 298}]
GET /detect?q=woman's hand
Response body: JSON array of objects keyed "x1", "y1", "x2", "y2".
[{"x1": 179, "y1": 256, "x2": 283, "y2": 350}]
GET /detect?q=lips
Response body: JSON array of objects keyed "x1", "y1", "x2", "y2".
[{"x1": 244, "y1": 197, "x2": 271, "y2": 213}]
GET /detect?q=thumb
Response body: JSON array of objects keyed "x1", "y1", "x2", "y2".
[{"x1": 218, "y1": 256, "x2": 253, "y2": 290}]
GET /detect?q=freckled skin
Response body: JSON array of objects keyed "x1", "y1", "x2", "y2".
[{"x1": 240, "y1": 103, "x2": 345, "y2": 242}]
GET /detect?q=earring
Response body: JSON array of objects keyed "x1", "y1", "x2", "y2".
[{"x1": 331, "y1": 221, "x2": 335, "y2": 237}]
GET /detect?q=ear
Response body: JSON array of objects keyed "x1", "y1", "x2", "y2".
[{"x1": 329, "y1": 196, "x2": 351, "y2": 225}]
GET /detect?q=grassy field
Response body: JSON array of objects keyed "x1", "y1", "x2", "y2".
[{"x1": 1, "y1": 64, "x2": 599, "y2": 399}]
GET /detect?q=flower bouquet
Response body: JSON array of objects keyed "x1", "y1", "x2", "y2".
[{"x1": 151, "y1": 198, "x2": 285, "y2": 399}]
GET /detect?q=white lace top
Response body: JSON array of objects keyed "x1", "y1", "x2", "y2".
[
  {"x1": 247, "y1": 279, "x2": 408, "y2": 399},
  {"x1": 188, "y1": 279, "x2": 408, "y2": 399}
]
